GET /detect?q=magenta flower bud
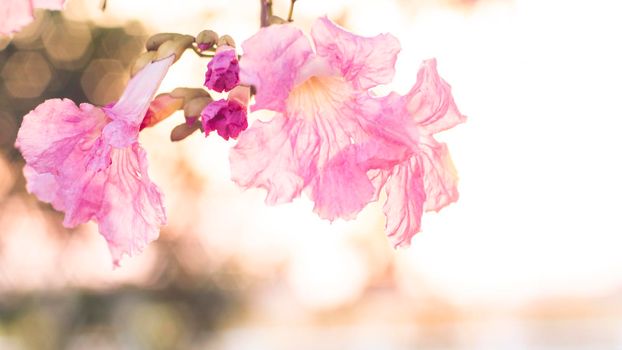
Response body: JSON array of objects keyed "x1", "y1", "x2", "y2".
[
  {"x1": 204, "y1": 46, "x2": 240, "y2": 92},
  {"x1": 201, "y1": 99, "x2": 248, "y2": 140}
]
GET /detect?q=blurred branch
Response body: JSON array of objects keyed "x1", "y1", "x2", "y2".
[
  {"x1": 287, "y1": 0, "x2": 297, "y2": 22},
  {"x1": 101, "y1": 0, "x2": 107, "y2": 11},
  {"x1": 260, "y1": 0, "x2": 272, "y2": 27}
]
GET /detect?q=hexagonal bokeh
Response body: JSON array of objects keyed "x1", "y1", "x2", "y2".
[
  {"x1": 10, "y1": 9, "x2": 51, "y2": 50},
  {"x1": 100, "y1": 30, "x2": 144, "y2": 67},
  {"x1": 1, "y1": 51, "x2": 52, "y2": 98},
  {"x1": 80, "y1": 58, "x2": 128, "y2": 106},
  {"x1": 0, "y1": 36, "x2": 11, "y2": 51},
  {"x1": 42, "y1": 20, "x2": 92, "y2": 70}
]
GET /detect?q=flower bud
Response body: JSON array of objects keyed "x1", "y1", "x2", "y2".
[
  {"x1": 169, "y1": 87, "x2": 210, "y2": 103},
  {"x1": 269, "y1": 16, "x2": 287, "y2": 25},
  {"x1": 204, "y1": 46, "x2": 239, "y2": 92},
  {"x1": 184, "y1": 96, "x2": 213, "y2": 119},
  {"x1": 217, "y1": 35, "x2": 236, "y2": 48},
  {"x1": 140, "y1": 93, "x2": 184, "y2": 130},
  {"x1": 145, "y1": 33, "x2": 182, "y2": 51},
  {"x1": 170, "y1": 122, "x2": 200, "y2": 142},
  {"x1": 196, "y1": 30, "x2": 219, "y2": 51},
  {"x1": 156, "y1": 35, "x2": 194, "y2": 62},
  {"x1": 200, "y1": 98, "x2": 248, "y2": 140}
]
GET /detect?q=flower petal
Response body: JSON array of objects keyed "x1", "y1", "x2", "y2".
[
  {"x1": 406, "y1": 59, "x2": 466, "y2": 135},
  {"x1": 311, "y1": 16, "x2": 401, "y2": 90},
  {"x1": 419, "y1": 136, "x2": 459, "y2": 212},
  {"x1": 230, "y1": 114, "x2": 313, "y2": 205},
  {"x1": 0, "y1": 0, "x2": 34, "y2": 35},
  {"x1": 239, "y1": 24, "x2": 313, "y2": 112},
  {"x1": 309, "y1": 147, "x2": 375, "y2": 221},
  {"x1": 382, "y1": 158, "x2": 425, "y2": 247},
  {"x1": 96, "y1": 144, "x2": 166, "y2": 267},
  {"x1": 378, "y1": 137, "x2": 459, "y2": 246},
  {"x1": 310, "y1": 133, "x2": 412, "y2": 220},
  {"x1": 15, "y1": 98, "x2": 107, "y2": 175},
  {"x1": 23, "y1": 165, "x2": 64, "y2": 211}
]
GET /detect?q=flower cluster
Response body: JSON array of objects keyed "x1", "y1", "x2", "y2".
[{"x1": 14, "y1": 12, "x2": 464, "y2": 266}]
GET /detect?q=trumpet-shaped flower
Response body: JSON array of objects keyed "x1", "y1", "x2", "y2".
[
  {"x1": 0, "y1": 0, "x2": 65, "y2": 35},
  {"x1": 230, "y1": 17, "x2": 465, "y2": 245},
  {"x1": 15, "y1": 56, "x2": 174, "y2": 266}
]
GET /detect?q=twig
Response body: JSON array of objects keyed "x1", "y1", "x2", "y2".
[
  {"x1": 287, "y1": 0, "x2": 297, "y2": 22},
  {"x1": 260, "y1": 0, "x2": 272, "y2": 27}
]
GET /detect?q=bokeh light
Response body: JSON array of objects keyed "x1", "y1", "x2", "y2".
[
  {"x1": 1, "y1": 51, "x2": 52, "y2": 98},
  {"x1": 80, "y1": 58, "x2": 127, "y2": 105}
]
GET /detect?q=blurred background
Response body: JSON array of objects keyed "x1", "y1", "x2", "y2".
[{"x1": 1, "y1": 0, "x2": 622, "y2": 349}]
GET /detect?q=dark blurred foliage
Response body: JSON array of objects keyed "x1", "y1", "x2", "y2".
[{"x1": 0, "y1": 11, "x2": 246, "y2": 350}]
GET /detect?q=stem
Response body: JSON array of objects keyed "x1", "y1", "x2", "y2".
[
  {"x1": 260, "y1": 0, "x2": 272, "y2": 27},
  {"x1": 191, "y1": 45, "x2": 215, "y2": 58},
  {"x1": 101, "y1": 0, "x2": 107, "y2": 10},
  {"x1": 287, "y1": 0, "x2": 297, "y2": 22}
]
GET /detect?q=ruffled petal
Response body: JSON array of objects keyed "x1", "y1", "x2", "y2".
[
  {"x1": 309, "y1": 147, "x2": 375, "y2": 221},
  {"x1": 0, "y1": 0, "x2": 34, "y2": 35},
  {"x1": 59, "y1": 162, "x2": 107, "y2": 227},
  {"x1": 239, "y1": 24, "x2": 314, "y2": 112},
  {"x1": 23, "y1": 165, "x2": 64, "y2": 211},
  {"x1": 230, "y1": 114, "x2": 314, "y2": 205},
  {"x1": 15, "y1": 98, "x2": 107, "y2": 175},
  {"x1": 406, "y1": 59, "x2": 466, "y2": 135},
  {"x1": 382, "y1": 158, "x2": 425, "y2": 247},
  {"x1": 310, "y1": 132, "x2": 413, "y2": 220},
  {"x1": 311, "y1": 16, "x2": 401, "y2": 90},
  {"x1": 419, "y1": 136, "x2": 459, "y2": 212},
  {"x1": 96, "y1": 144, "x2": 166, "y2": 267},
  {"x1": 32, "y1": 0, "x2": 65, "y2": 10},
  {"x1": 377, "y1": 137, "x2": 459, "y2": 246}
]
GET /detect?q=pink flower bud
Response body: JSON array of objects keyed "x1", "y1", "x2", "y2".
[
  {"x1": 200, "y1": 99, "x2": 247, "y2": 140},
  {"x1": 204, "y1": 46, "x2": 239, "y2": 92}
]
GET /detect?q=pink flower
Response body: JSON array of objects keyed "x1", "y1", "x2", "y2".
[
  {"x1": 15, "y1": 56, "x2": 174, "y2": 267},
  {"x1": 201, "y1": 86, "x2": 249, "y2": 140},
  {"x1": 204, "y1": 45, "x2": 240, "y2": 92},
  {"x1": 230, "y1": 17, "x2": 465, "y2": 245},
  {"x1": 0, "y1": 0, "x2": 65, "y2": 35}
]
